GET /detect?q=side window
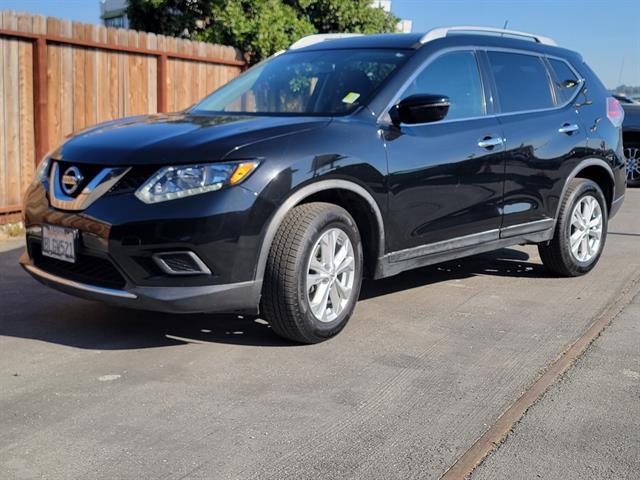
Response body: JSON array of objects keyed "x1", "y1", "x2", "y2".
[
  {"x1": 487, "y1": 51, "x2": 554, "y2": 113},
  {"x1": 548, "y1": 58, "x2": 581, "y2": 104},
  {"x1": 403, "y1": 51, "x2": 485, "y2": 121}
]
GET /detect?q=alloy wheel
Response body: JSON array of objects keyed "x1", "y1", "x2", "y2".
[
  {"x1": 306, "y1": 228, "x2": 356, "y2": 323},
  {"x1": 569, "y1": 195, "x2": 603, "y2": 263},
  {"x1": 625, "y1": 147, "x2": 640, "y2": 183}
]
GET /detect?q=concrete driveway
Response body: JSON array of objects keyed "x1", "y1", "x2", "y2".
[{"x1": 1, "y1": 190, "x2": 639, "y2": 480}]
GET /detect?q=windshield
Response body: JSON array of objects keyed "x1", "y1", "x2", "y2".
[{"x1": 192, "y1": 49, "x2": 411, "y2": 116}]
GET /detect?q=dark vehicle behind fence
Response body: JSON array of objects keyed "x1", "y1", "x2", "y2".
[{"x1": 21, "y1": 27, "x2": 626, "y2": 343}]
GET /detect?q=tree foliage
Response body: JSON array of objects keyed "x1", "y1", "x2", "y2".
[
  {"x1": 202, "y1": 0, "x2": 316, "y2": 62},
  {"x1": 127, "y1": 0, "x2": 217, "y2": 39},
  {"x1": 288, "y1": 0, "x2": 399, "y2": 34},
  {"x1": 127, "y1": 0, "x2": 399, "y2": 63}
]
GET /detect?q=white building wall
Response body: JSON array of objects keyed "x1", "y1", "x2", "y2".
[
  {"x1": 371, "y1": 0, "x2": 412, "y2": 33},
  {"x1": 396, "y1": 19, "x2": 413, "y2": 33},
  {"x1": 371, "y1": 0, "x2": 392, "y2": 12}
]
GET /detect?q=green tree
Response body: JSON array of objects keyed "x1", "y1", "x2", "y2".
[
  {"x1": 288, "y1": 0, "x2": 399, "y2": 34},
  {"x1": 127, "y1": 0, "x2": 399, "y2": 63},
  {"x1": 201, "y1": 0, "x2": 315, "y2": 62},
  {"x1": 127, "y1": 0, "x2": 218, "y2": 38}
]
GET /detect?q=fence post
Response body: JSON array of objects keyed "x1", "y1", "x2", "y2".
[
  {"x1": 33, "y1": 35, "x2": 49, "y2": 165},
  {"x1": 157, "y1": 54, "x2": 168, "y2": 113}
]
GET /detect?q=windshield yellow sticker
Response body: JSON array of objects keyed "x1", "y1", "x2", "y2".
[{"x1": 342, "y1": 92, "x2": 361, "y2": 104}]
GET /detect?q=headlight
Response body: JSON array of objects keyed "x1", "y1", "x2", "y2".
[
  {"x1": 135, "y1": 161, "x2": 259, "y2": 204},
  {"x1": 37, "y1": 156, "x2": 52, "y2": 183}
]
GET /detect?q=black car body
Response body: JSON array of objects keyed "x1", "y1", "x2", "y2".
[{"x1": 21, "y1": 27, "x2": 626, "y2": 343}]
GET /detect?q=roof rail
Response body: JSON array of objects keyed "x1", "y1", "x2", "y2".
[
  {"x1": 420, "y1": 26, "x2": 557, "y2": 46},
  {"x1": 290, "y1": 33, "x2": 364, "y2": 50}
]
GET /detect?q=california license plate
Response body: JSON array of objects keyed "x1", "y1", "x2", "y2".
[{"x1": 42, "y1": 225, "x2": 77, "y2": 263}]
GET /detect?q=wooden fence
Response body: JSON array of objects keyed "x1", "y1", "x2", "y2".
[{"x1": 0, "y1": 11, "x2": 245, "y2": 222}]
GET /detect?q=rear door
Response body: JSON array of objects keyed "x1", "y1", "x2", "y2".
[
  {"x1": 485, "y1": 50, "x2": 589, "y2": 237},
  {"x1": 384, "y1": 50, "x2": 506, "y2": 253}
]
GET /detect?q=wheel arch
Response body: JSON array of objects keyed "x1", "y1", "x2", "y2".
[
  {"x1": 254, "y1": 180, "x2": 385, "y2": 283},
  {"x1": 556, "y1": 159, "x2": 615, "y2": 218}
]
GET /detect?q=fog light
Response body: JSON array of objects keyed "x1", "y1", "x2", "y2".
[{"x1": 152, "y1": 251, "x2": 211, "y2": 275}]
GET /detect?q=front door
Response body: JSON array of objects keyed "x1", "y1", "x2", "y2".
[{"x1": 384, "y1": 50, "x2": 505, "y2": 253}]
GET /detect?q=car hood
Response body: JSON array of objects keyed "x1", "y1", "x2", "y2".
[{"x1": 55, "y1": 113, "x2": 332, "y2": 165}]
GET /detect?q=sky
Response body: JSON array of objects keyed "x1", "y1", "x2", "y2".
[
  {"x1": 391, "y1": 0, "x2": 640, "y2": 89},
  {"x1": 1, "y1": 0, "x2": 638, "y2": 88}
]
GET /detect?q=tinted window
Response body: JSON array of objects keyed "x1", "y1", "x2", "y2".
[
  {"x1": 488, "y1": 51, "x2": 554, "y2": 113},
  {"x1": 194, "y1": 49, "x2": 409, "y2": 116},
  {"x1": 403, "y1": 51, "x2": 485, "y2": 120},
  {"x1": 548, "y1": 58, "x2": 580, "y2": 103}
]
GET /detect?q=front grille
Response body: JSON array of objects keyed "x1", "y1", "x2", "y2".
[
  {"x1": 54, "y1": 160, "x2": 105, "y2": 198},
  {"x1": 31, "y1": 242, "x2": 126, "y2": 289},
  {"x1": 107, "y1": 166, "x2": 160, "y2": 196}
]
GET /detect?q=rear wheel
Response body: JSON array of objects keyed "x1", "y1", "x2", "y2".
[
  {"x1": 625, "y1": 141, "x2": 640, "y2": 187},
  {"x1": 538, "y1": 178, "x2": 607, "y2": 276},
  {"x1": 261, "y1": 202, "x2": 363, "y2": 344}
]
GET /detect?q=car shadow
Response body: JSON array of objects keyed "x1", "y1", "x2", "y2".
[
  {"x1": 0, "y1": 246, "x2": 549, "y2": 350},
  {"x1": 360, "y1": 247, "x2": 550, "y2": 300}
]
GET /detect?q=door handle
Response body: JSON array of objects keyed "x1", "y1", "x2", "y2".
[
  {"x1": 477, "y1": 136, "x2": 504, "y2": 149},
  {"x1": 558, "y1": 123, "x2": 580, "y2": 135}
]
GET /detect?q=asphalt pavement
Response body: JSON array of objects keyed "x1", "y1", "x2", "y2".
[
  {"x1": 1, "y1": 190, "x2": 639, "y2": 480},
  {"x1": 472, "y1": 290, "x2": 640, "y2": 480}
]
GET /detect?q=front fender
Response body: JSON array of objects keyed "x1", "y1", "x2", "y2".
[{"x1": 229, "y1": 117, "x2": 389, "y2": 283}]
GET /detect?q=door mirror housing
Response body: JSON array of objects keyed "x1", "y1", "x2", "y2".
[{"x1": 390, "y1": 94, "x2": 451, "y2": 126}]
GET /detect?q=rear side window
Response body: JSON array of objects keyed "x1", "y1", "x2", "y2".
[
  {"x1": 403, "y1": 51, "x2": 485, "y2": 120},
  {"x1": 487, "y1": 51, "x2": 554, "y2": 113},
  {"x1": 548, "y1": 58, "x2": 581, "y2": 103}
]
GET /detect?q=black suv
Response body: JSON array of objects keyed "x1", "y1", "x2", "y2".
[{"x1": 21, "y1": 27, "x2": 626, "y2": 343}]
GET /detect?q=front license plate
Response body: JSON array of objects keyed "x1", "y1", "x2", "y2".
[{"x1": 42, "y1": 225, "x2": 77, "y2": 263}]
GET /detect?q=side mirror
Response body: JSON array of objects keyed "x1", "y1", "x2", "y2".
[{"x1": 390, "y1": 94, "x2": 450, "y2": 126}]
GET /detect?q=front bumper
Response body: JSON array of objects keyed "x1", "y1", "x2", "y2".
[
  {"x1": 20, "y1": 254, "x2": 262, "y2": 314},
  {"x1": 20, "y1": 172, "x2": 276, "y2": 315}
]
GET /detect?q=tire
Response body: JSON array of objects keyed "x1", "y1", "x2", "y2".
[
  {"x1": 624, "y1": 141, "x2": 640, "y2": 187},
  {"x1": 538, "y1": 178, "x2": 608, "y2": 277},
  {"x1": 261, "y1": 202, "x2": 363, "y2": 344}
]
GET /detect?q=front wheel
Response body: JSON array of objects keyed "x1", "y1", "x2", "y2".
[
  {"x1": 261, "y1": 202, "x2": 363, "y2": 344},
  {"x1": 538, "y1": 178, "x2": 608, "y2": 277}
]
